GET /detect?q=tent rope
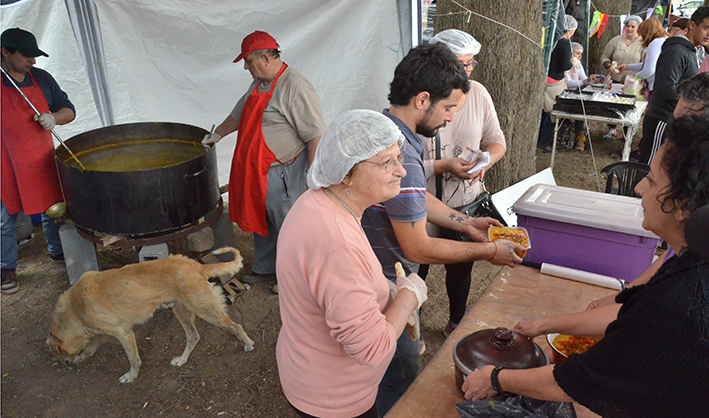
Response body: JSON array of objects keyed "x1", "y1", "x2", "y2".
[{"x1": 440, "y1": 0, "x2": 543, "y2": 49}]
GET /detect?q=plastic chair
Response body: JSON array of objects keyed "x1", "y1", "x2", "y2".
[{"x1": 601, "y1": 162, "x2": 650, "y2": 197}]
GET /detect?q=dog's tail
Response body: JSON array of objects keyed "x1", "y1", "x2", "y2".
[{"x1": 201, "y1": 247, "x2": 244, "y2": 280}]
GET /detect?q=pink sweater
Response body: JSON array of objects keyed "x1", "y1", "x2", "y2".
[{"x1": 276, "y1": 189, "x2": 398, "y2": 418}]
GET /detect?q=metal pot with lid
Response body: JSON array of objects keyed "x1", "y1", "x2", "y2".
[{"x1": 453, "y1": 327, "x2": 548, "y2": 391}]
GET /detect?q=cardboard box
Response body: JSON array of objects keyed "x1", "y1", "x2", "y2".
[{"x1": 512, "y1": 185, "x2": 659, "y2": 282}]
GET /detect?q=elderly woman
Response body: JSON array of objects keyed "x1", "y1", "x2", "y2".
[
  {"x1": 601, "y1": 15, "x2": 644, "y2": 83},
  {"x1": 418, "y1": 29, "x2": 506, "y2": 337},
  {"x1": 276, "y1": 109, "x2": 427, "y2": 418},
  {"x1": 461, "y1": 115, "x2": 709, "y2": 417},
  {"x1": 617, "y1": 17, "x2": 669, "y2": 98},
  {"x1": 538, "y1": 15, "x2": 577, "y2": 152}
]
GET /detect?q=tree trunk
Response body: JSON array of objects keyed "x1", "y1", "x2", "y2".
[
  {"x1": 588, "y1": 0, "x2": 633, "y2": 75},
  {"x1": 435, "y1": 1, "x2": 544, "y2": 192}
]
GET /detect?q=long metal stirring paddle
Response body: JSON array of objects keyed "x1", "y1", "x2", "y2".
[{"x1": 1, "y1": 66, "x2": 86, "y2": 170}]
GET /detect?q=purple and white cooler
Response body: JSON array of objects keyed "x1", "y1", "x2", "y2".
[{"x1": 513, "y1": 184, "x2": 659, "y2": 283}]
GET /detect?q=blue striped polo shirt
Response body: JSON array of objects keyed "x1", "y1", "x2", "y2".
[{"x1": 361, "y1": 110, "x2": 428, "y2": 280}]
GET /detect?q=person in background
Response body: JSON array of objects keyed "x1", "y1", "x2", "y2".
[
  {"x1": 600, "y1": 15, "x2": 644, "y2": 141},
  {"x1": 463, "y1": 115, "x2": 709, "y2": 418},
  {"x1": 419, "y1": 29, "x2": 507, "y2": 338},
  {"x1": 616, "y1": 17, "x2": 669, "y2": 99},
  {"x1": 634, "y1": 7, "x2": 709, "y2": 164},
  {"x1": 361, "y1": 42, "x2": 524, "y2": 417},
  {"x1": 565, "y1": 42, "x2": 590, "y2": 151},
  {"x1": 203, "y1": 31, "x2": 325, "y2": 294},
  {"x1": 537, "y1": 15, "x2": 577, "y2": 153},
  {"x1": 276, "y1": 109, "x2": 426, "y2": 418},
  {"x1": 669, "y1": 17, "x2": 690, "y2": 37},
  {"x1": 1, "y1": 28, "x2": 75, "y2": 294},
  {"x1": 699, "y1": 54, "x2": 709, "y2": 73},
  {"x1": 674, "y1": 72, "x2": 709, "y2": 118},
  {"x1": 601, "y1": 15, "x2": 644, "y2": 83}
]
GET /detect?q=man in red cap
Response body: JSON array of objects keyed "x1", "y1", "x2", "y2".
[
  {"x1": 203, "y1": 30, "x2": 325, "y2": 294},
  {"x1": 1, "y1": 28, "x2": 75, "y2": 294}
]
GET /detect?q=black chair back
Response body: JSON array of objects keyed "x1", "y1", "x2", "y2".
[{"x1": 601, "y1": 162, "x2": 650, "y2": 198}]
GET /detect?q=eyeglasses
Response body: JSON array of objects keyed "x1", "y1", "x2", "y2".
[
  {"x1": 462, "y1": 59, "x2": 478, "y2": 70},
  {"x1": 362, "y1": 154, "x2": 406, "y2": 173}
]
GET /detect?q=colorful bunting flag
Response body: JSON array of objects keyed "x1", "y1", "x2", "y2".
[
  {"x1": 589, "y1": 10, "x2": 602, "y2": 38},
  {"x1": 597, "y1": 13, "x2": 609, "y2": 38}
]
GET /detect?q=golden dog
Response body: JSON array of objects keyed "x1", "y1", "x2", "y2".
[{"x1": 46, "y1": 247, "x2": 255, "y2": 383}]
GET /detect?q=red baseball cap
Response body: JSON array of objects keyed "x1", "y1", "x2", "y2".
[{"x1": 233, "y1": 31, "x2": 279, "y2": 63}]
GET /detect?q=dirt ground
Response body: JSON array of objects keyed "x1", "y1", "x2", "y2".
[{"x1": 0, "y1": 122, "x2": 635, "y2": 418}]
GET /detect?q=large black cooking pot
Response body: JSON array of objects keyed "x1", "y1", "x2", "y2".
[{"x1": 55, "y1": 122, "x2": 219, "y2": 236}]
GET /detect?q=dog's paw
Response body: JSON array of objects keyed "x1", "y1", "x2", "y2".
[
  {"x1": 73, "y1": 353, "x2": 90, "y2": 364},
  {"x1": 243, "y1": 342, "x2": 255, "y2": 352},
  {"x1": 119, "y1": 372, "x2": 137, "y2": 383},
  {"x1": 170, "y1": 356, "x2": 188, "y2": 367}
]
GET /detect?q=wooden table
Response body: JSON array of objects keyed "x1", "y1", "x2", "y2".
[{"x1": 385, "y1": 265, "x2": 616, "y2": 418}]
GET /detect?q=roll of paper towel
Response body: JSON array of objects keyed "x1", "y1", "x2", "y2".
[{"x1": 540, "y1": 263, "x2": 624, "y2": 290}]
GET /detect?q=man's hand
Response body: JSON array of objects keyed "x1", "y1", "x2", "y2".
[
  {"x1": 461, "y1": 216, "x2": 503, "y2": 242},
  {"x1": 202, "y1": 132, "x2": 222, "y2": 145},
  {"x1": 616, "y1": 64, "x2": 629, "y2": 73},
  {"x1": 487, "y1": 240, "x2": 523, "y2": 267},
  {"x1": 35, "y1": 113, "x2": 56, "y2": 131}
]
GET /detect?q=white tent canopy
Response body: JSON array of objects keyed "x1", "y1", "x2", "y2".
[{"x1": 2, "y1": 0, "x2": 413, "y2": 189}]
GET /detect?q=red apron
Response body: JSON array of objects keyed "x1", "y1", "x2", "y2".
[
  {"x1": 229, "y1": 64, "x2": 288, "y2": 236},
  {"x1": 1, "y1": 72, "x2": 63, "y2": 215}
]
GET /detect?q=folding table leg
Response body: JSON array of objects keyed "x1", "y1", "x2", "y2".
[
  {"x1": 550, "y1": 117, "x2": 561, "y2": 169},
  {"x1": 620, "y1": 125, "x2": 631, "y2": 161}
]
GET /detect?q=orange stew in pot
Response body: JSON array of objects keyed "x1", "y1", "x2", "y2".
[{"x1": 552, "y1": 334, "x2": 599, "y2": 356}]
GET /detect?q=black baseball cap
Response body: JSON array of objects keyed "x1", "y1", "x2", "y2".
[{"x1": 1, "y1": 28, "x2": 48, "y2": 58}]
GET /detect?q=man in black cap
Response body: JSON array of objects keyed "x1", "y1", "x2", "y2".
[{"x1": 1, "y1": 28, "x2": 75, "y2": 294}]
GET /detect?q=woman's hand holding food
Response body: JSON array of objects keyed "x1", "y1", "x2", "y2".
[
  {"x1": 462, "y1": 365, "x2": 497, "y2": 400},
  {"x1": 396, "y1": 272, "x2": 427, "y2": 310}
]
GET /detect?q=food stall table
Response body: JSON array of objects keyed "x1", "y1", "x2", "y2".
[
  {"x1": 384, "y1": 265, "x2": 616, "y2": 418},
  {"x1": 549, "y1": 89, "x2": 648, "y2": 169}
]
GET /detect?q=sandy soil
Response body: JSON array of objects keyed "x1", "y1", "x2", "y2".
[{"x1": 0, "y1": 123, "x2": 635, "y2": 418}]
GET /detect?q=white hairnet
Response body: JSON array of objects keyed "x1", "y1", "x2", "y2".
[
  {"x1": 624, "y1": 15, "x2": 642, "y2": 27},
  {"x1": 429, "y1": 29, "x2": 481, "y2": 56},
  {"x1": 307, "y1": 110, "x2": 405, "y2": 190},
  {"x1": 564, "y1": 15, "x2": 578, "y2": 31},
  {"x1": 571, "y1": 42, "x2": 583, "y2": 53}
]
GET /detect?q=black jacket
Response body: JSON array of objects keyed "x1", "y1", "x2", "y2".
[
  {"x1": 647, "y1": 36, "x2": 699, "y2": 121},
  {"x1": 547, "y1": 38, "x2": 572, "y2": 81}
]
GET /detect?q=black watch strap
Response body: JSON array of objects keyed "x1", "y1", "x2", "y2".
[{"x1": 490, "y1": 366, "x2": 508, "y2": 394}]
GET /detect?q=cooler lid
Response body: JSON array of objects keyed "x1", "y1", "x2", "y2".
[{"x1": 512, "y1": 184, "x2": 659, "y2": 238}]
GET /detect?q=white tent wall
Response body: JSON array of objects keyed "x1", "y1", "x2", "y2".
[{"x1": 2, "y1": 0, "x2": 407, "y2": 190}]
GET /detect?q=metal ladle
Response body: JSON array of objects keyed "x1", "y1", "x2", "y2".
[{"x1": 1, "y1": 66, "x2": 86, "y2": 170}]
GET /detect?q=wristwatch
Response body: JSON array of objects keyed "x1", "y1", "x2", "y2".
[{"x1": 490, "y1": 366, "x2": 508, "y2": 395}]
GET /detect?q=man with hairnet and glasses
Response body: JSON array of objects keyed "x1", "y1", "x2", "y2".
[{"x1": 361, "y1": 42, "x2": 524, "y2": 417}]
